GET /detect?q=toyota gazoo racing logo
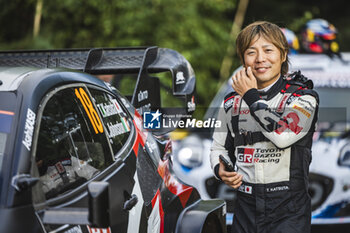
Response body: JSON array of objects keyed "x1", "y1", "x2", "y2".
[
  {"x1": 237, "y1": 148, "x2": 255, "y2": 163},
  {"x1": 237, "y1": 148, "x2": 284, "y2": 164}
]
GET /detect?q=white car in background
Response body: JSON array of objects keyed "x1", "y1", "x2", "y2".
[{"x1": 172, "y1": 52, "x2": 350, "y2": 226}]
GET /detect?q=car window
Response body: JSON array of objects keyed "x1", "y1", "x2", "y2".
[
  {"x1": 204, "y1": 80, "x2": 232, "y2": 121},
  {"x1": 34, "y1": 86, "x2": 114, "y2": 200},
  {"x1": 88, "y1": 88, "x2": 132, "y2": 157}
]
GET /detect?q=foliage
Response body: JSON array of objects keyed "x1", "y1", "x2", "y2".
[{"x1": 0, "y1": 0, "x2": 349, "y2": 118}]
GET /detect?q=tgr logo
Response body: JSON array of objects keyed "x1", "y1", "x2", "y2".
[
  {"x1": 143, "y1": 110, "x2": 162, "y2": 129},
  {"x1": 237, "y1": 148, "x2": 255, "y2": 163}
]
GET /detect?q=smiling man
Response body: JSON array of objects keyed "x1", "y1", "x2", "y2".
[{"x1": 210, "y1": 21, "x2": 319, "y2": 233}]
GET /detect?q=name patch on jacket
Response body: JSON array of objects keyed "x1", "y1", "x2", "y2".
[{"x1": 224, "y1": 96, "x2": 234, "y2": 112}]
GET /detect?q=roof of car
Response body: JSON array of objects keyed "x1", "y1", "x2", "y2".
[
  {"x1": 289, "y1": 52, "x2": 350, "y2": 88},
  {"x1": 0, "y1": 67, "x2": 40, "y2": 91}
]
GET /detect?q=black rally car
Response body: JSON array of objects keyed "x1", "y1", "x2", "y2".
[{"x1": 0, "y1": 47, "x2": 226, "y2": 233}]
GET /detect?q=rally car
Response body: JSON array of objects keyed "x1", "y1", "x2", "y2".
[
  {"x1": 0, "y1": 47, "x2": 226, "y2": 233},
  {"x1": 172, "y1": 52, "x2": 350, "y2": 226}
]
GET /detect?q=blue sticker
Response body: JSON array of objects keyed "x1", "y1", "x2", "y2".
[
  {"x1": 143, "y1": 110, "x2": 161, "y2": 129},
  {"x1": 0, "y1": 111, "x2": 14, "y2": 133}
]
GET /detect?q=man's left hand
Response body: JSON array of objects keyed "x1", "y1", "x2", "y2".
[{"x1": 231, "y1": 66, "x2": 257, "y2": 96}]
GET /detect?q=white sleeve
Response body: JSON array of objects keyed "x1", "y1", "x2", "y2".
[{"x1": 250, "y1": 94, "x2": 318, "y2": 148}]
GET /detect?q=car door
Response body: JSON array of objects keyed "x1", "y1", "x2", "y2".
[{"x1": 31, "y1": 83, "x2": 137, "y2": 233}]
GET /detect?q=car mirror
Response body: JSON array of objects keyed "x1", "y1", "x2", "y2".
[
  {"x1": 43, "y1": 181, "x2": 110, "y2": 228},
  {"x1": 88, "y1": 181, "x2": 110, "y2": 228}
]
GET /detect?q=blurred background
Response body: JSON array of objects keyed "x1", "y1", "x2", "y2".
[
  {"x1": 1, "y1": 0, "x2": 349, "y2": 118},
  {"x1": 2, "y1": 1, "x2": 350, "y2": 232}
]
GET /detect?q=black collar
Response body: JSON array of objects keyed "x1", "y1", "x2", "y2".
[{"x1": 258, "y1": 75, "x2": 285, "y2": 100}]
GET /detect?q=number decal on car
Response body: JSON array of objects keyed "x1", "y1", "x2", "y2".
[{"x1": 75, "y1": 87, "x2": 104, "y2": 134}]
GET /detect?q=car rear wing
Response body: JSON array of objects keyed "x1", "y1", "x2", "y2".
[{"x1": 0, "y1": 46, "x2": 196, "y2": 116}]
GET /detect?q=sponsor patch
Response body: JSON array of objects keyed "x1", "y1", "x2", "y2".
[
  {"x1": 266, "y1": 185, "x2": 289, "y2": 192},
  {"x1": 293, "y1": 104, "x2": 311, "y2": 118},
  {"x1": 298, "y1": 98, "x2": 315, "y2": 110},
  {"x1": 237, "y1": 148, "x2": 255, "y2": 163},
  {"x1": 237, "y1": 147, "x2": 284, "y2": 164},
  {"x1": 60, "y1": 158, "x2": 72, "y2": 166},
  {"x1": 107, "y1": 121, "x2": 130, "y2": 138},
  {"x1": 239, "y1": 109, "x2": 250, "y2": 115},
  {"x1": 176, "y1": 71, "x2": 186, "y2": 84},
  {"x1": 97, "y1": 99, "x2": 123, "y2": 118},
  {"x1": 224, "y1": 96, "x2": 234, "y2": 112},
  {"x1": 138, "y1": 90, "x2": 148, "y2": 102},
  {"x1": 232, "y1": 96, "x2": 242, "y2": 116},
  {"x1": 238, "y1": 184, "x2": 252, "y2": 194},
  {"x1": 286, "y1": 95, "x2": 297, "y2": 105},
  {"x1": 187, "y1": 96, "x2": 196, "y2": 112},
  {"x1": 276, "y1": 93, "x2": 291, "y2": 113},
  {"x1": 55, "y1": 162, "x2": 66, "y2": 174}
]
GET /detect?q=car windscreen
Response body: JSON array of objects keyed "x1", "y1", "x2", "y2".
[
  {"x1": 315, "y1": 87, "x2": 350, "y2": 123},
  {"x1": 0, "y1": 92, "x2": 17, "y2": 176},
  {"x1": 204, "y1": 80, "x2": 232, "y2": 120}
]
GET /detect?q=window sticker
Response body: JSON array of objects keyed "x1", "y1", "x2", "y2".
[
  {"x1": 121, "y1": 117, "x2": 130, "y2": 132},
  {"x1": 96, "y1": 98, "x2": 123, "y2": 118},
  {"x1": 93, "y1": 93, "x2": 131, "y2": 137},
  {"x1": 88, "y1": 89, "x2": 132, "y2": 155},
  {"x1": 0, "y1": 110, "x2": 14, "y2": 133},
  {"x1": 74, "y1": 88, "x2": 104, "y2": 134}
]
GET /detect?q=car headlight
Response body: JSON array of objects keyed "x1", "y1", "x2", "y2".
[
  {"x1": 176, "y1": 135, "x2": 204, "y2": 168},
  {"x1": 338, "y1": 142, "x2": 350, "y2": 167}
]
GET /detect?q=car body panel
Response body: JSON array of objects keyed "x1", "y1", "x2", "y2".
[{"x1": 0, "y1": 47, "x2": 226, "y2": 233}]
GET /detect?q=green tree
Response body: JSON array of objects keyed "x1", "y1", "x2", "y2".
[{"x1": 1, "y1": 0, "x2": 349, "y2": 118}]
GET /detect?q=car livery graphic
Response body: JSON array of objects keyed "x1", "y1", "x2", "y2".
[{"x1": 0, "y1": 47, "x2": 226, "y2": 233}]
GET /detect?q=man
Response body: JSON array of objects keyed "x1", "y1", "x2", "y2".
[{"x1": 210, "y1": 21, "x2": 319, "y2": 233}]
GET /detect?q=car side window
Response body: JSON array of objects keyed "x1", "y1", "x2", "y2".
[
  {"x1": 34, "y1": 87, "x2": 114, "y2": 200},
  {"x1": 88, "y1": 88, "x2": 132, "y2": 156}
]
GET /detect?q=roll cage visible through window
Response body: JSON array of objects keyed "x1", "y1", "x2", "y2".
[{"x1": 31, "y1": 83, "x2": 133, "y2": 203}]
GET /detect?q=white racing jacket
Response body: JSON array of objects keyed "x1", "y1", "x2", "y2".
[{"x1": 210, "y1": 73, "x2": 319, "y2": 185}]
